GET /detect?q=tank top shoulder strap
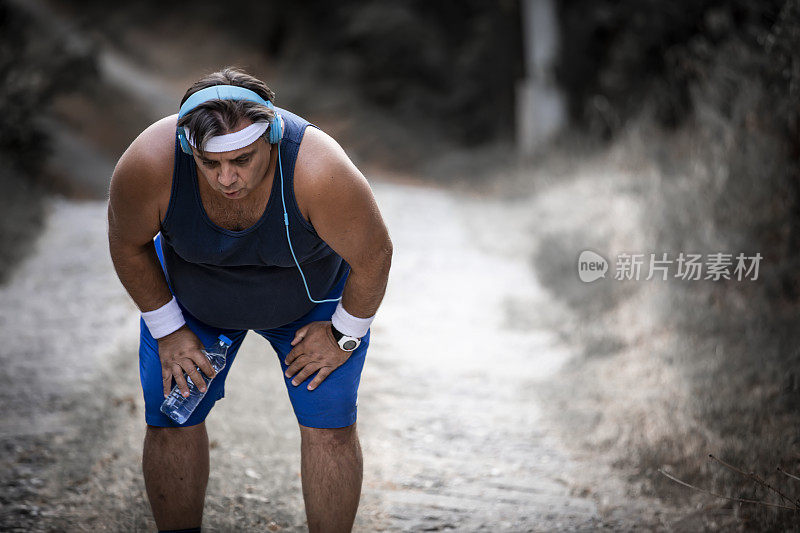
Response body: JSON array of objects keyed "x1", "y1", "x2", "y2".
[
  {"x1": 274, "y1": 107, "x2": 319, "y2": 235},
  {"x1": 161, "y1": 133, "x2": 196, "y2": 232}
]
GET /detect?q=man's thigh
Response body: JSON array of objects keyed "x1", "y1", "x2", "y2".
[
  {"x1": 258, "y1": 325, "x2": 370, "y2": 430},
  {"x1": 139, "y1": 306, "x2": 248, "y2": 428},
  {"x1": 256, "y1": 278, "x2": 370, "y2": 429}
]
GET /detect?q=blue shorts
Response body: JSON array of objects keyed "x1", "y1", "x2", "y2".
[{"x1": 139, "y1": 236, "x2": 370, "y2": 429}]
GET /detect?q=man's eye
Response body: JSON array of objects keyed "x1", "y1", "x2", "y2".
[
  {"x1": 202, "y1": 161, "x2": 218, "y2": 167},
  {"x1": 235, "y1": 158, "x2": 249, "y2": 165}
]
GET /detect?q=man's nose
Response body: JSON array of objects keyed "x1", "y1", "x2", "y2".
[{"x1": 218, "y1": 166, "x2": 237, "y2": 187}]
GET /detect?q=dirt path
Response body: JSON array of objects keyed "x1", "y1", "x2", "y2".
[{"x1": 1, "y1": 169, "x2": 686, "y2": 531}]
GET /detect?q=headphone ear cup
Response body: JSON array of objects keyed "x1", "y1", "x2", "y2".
[
  {"x1": 268, "y1": 114, "x2": 283, "y2": 144},
  {"x1": 177, "y1": 130, "x2": 193, "y2": 154}
]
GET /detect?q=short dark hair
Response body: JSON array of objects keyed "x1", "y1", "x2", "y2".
[{"x1": 177, "y1": 67, "x2": 276, "y2": 153}]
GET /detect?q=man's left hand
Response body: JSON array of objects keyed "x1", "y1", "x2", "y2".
[{"x1": 285, "y1": 321, "x2": 351, "y2": 390}]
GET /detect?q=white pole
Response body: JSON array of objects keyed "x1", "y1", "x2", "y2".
[{"x1": 517, "y1": 0, "x2": 566, "y2": 155}]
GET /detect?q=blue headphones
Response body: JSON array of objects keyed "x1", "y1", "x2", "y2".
[
  {"x1": 176, "y1": 84, "x2": 340, "y2": 304},
  {"x1": 176, "y1": 85, "x2": 283, "y2": 154}
]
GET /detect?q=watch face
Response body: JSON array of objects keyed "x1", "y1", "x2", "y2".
[{"x1": 343, "y1": 339, "x2": 358, "y2": 351}]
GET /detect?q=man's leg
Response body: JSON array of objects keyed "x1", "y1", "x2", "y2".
[
  {"x1": 143, "y1": 422, "x2": 209, "y2": 531},
  {"x1": 299, "y1": 422, "x2": 363, "y2": 533}
]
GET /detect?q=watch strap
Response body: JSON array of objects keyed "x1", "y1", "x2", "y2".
[
  {"x1": 330, "y1": 323, "x2": 361, "y2": 351},
  {"x1": 331, "y1": 323, "x2": 346, "y2": 342},
  {"x1": 331, "y1": 324, "x2": 361, "y2": 341}
]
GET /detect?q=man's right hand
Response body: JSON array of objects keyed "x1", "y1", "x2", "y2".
[{"x1": 157, "y1": 325, "x2": 217, "y2": 398}]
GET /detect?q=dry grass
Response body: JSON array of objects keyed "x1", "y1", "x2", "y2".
[{"x1": 524, "y1": 114, "x2": 800, "y2": 529}]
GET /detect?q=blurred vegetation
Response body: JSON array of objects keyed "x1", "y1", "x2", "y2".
[
  {"x1": 556, "y1": 0, "x2": 800, "y2": 527},
  {"x1": 0, "y1": 0, "x2": 97, "y2": 281},
  {"x1": 69, "y1": 0, "x2": 523, "y2": 147},
  {"x1": 557, "y1": 0, "x2": 800, "y2": 291},
  {"x1": 280, "y1": 1, "x2": 524, "y2": 146}
]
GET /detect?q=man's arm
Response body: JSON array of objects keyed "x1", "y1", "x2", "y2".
[
  {"x1": 295, "y1": 126, "x2": 393, "y2": 318},
  {"x1": 107, "y1": 123, "x2": 173, "y2": 313},
  {"x1": 283, "y1": 127, "x2": 392, "y2": 391},
  {"x1": 108, "y1": 116, "x2": 215, "y2": 397}
]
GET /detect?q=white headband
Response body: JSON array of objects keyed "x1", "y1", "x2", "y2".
[{"x1": 185, "y1": 122, "x2": 269, "y2": 152}]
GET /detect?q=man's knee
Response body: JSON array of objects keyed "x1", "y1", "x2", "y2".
[
  {"x1": 299, "y1": 422, "x2": 357, "y2": 447},
  {"x1": 146, "y1": 422, "x2": 207, "y2": 443}
]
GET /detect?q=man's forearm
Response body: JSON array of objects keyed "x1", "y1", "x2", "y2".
[
  {"x1": 338, "y1": 254, "x2": 392, "y2": 319},
  {"x1": 109, "y1": 238, "x2": 174, "y2": 313}
]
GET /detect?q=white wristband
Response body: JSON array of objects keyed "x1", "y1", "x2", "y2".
[
  {"x1": 331, "y1": 301, "x2": 374, "y2": 338},
  {"x1": 142, "y1": 296, "x2": 186, "y2": 339}
]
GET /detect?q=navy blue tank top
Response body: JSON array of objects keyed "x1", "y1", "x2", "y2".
[{"x1": 159, "y1": 108, "x2": 349, "y2": 330}]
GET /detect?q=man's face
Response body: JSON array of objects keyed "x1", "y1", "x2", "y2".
[{"x1": 191, "y1": 121, "x2": 272, "y2": 201}]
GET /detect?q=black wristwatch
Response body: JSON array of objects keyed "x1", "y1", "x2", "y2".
[{"x1": 330, "y1": 324, "x2": 361, "y2": 352}]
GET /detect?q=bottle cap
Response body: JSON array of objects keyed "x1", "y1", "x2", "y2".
[{"x1": 218, "y1": 335, "x2": 232, "y2": 346}]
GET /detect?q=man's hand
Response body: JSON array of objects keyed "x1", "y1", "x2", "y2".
[
  {"x1": 285, "y1": 321, "x2": 352, "y2": 391},
  {"x1": 157, "y1": 325, "x2": 216, "y2": 398}
]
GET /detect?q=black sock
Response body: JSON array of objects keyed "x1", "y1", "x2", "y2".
[{"x1": 158, "y1": 528, "x2": 201, "y2": 533}]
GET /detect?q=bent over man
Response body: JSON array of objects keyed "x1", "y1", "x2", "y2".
[{"x1": 107, "y1": 67, "x2": 393, "y2": 532}]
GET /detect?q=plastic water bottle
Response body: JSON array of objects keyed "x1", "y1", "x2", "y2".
[{"x1": 160, "y1": 335, "x2": 232, "y2": 424}]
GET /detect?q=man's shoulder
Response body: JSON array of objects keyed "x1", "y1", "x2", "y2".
[
  {"x1": 294, "y1": 126, "x2": 353, "y2": 184},
  {"x1": 110, "y1": 115, "x2": 178, "y2": 221},
  {"x1": 293, "y1": 125, "x2": 373, "y2": 225}
]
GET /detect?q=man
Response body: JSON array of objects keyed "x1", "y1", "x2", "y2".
[{"x1": 107, "y1": 67, "x2": 393, "y2": 533}]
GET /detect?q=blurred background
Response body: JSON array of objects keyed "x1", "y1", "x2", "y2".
[{"x1": 2, "y1": 0, "x2": 800, "y2": 530}]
